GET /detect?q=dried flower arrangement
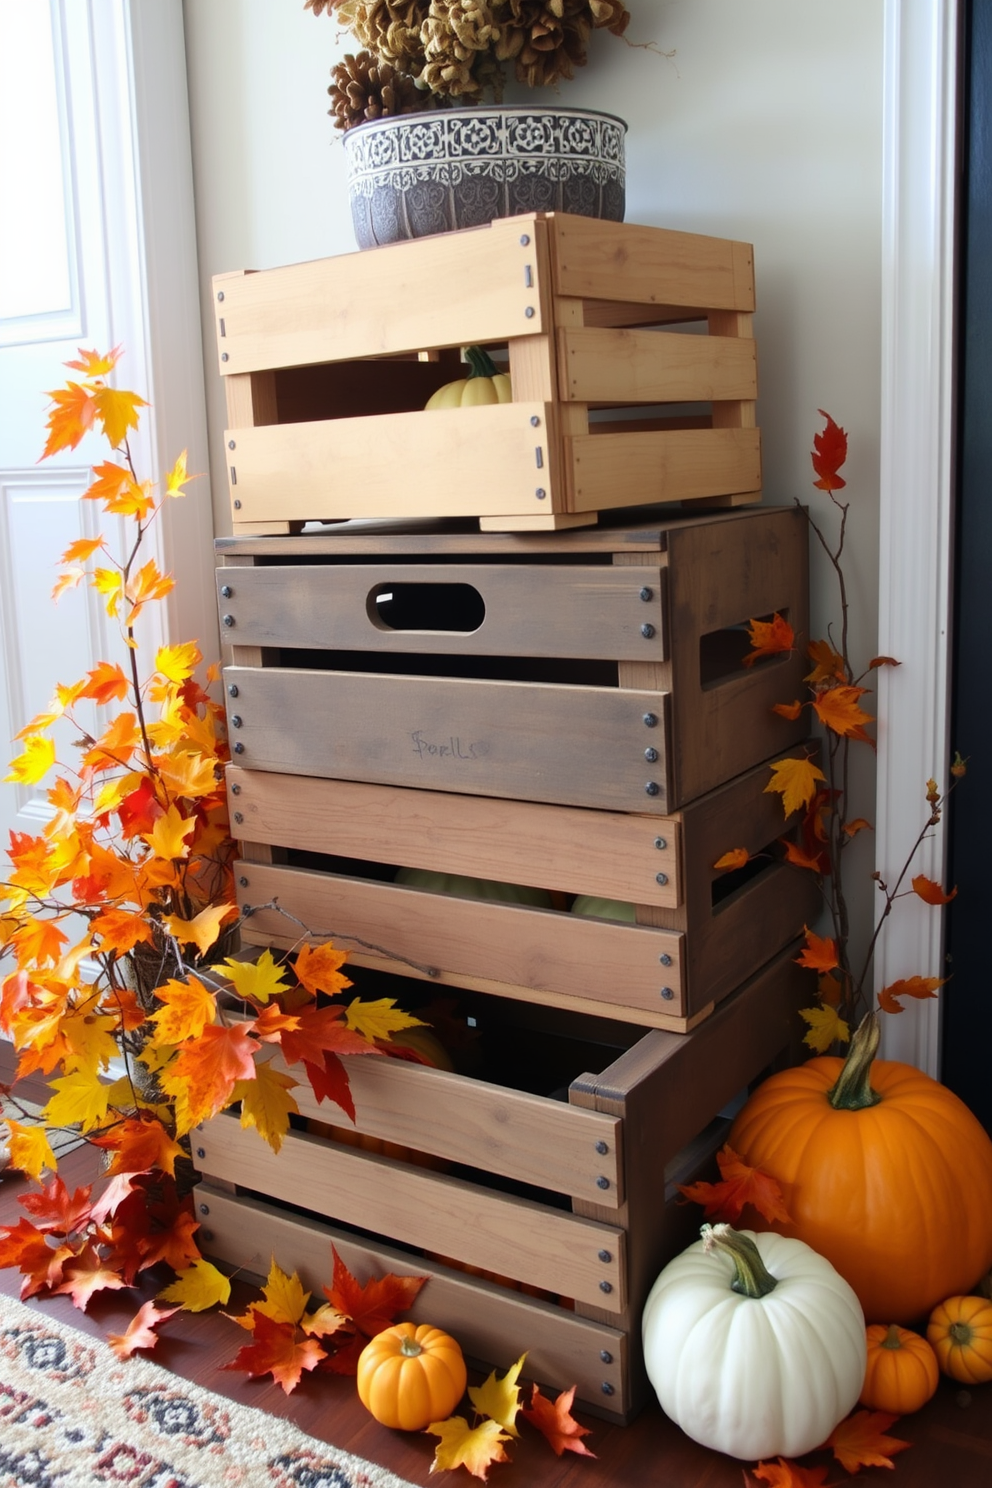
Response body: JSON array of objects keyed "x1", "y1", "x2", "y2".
[{"x1": 305, "y1": 0, "x2": 633, "y2": 130}]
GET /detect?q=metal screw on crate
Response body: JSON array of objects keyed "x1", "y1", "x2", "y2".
[
  {"x1": 599, "y1": 1281, "x2": 613, "y2": 1294},
  {"x1": 641, "y1": 623, "x2": 655, "y2": 639},
  {"x1": 643, "y1": 712, "x2": 657, "y2": 727},
  {"x1": 199, "y1": 1204, "x2": 210, "y2": 1215},
  {"x1": 598, "y1": 1250, "x2": 612, "y2": 1263},
  {"x1": 659, "y1": 953, "x2": 672, "y2": 966},
  {"x1": 654, "y1": 837, "x2": 666, "y2": 850},
  {"x1": 640, "y1": 587, "x2": 653, "y2": 601},
  {"x1": 601, "y1": 1382, "x2": 615, "y2": 1396},
  {"x1": 596, "y1": 1176, "x2": 610, "y2": 1190},
  {"x1": 645, "y1": 782, "x2": 659, "y2": 796},
  {"x1": 233, "y1": 499, "x2": 241, "y2": 509},
  {"x1": 645, "y1": 747, "x2": 658, "y2": 763},
  {"x1": 595, "y1": 1141, "x2": 608, "y2": 1155},
  {"x1": 228, "y1": 685, "x2": 239, "y2": 697},
  {"x1": 196, "y1": 1147, "x2": 206, "y2": 1159},
  {"x1": 220, "y1": 584, "x2": 232, "y2": 597},
  {"x1": 660, "y1": 987, "x2": 674, "y2": 1000}
]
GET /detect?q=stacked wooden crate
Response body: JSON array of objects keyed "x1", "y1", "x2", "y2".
[{"x1": 193, "y1": 214, "x2": 815, "y2": 1424}]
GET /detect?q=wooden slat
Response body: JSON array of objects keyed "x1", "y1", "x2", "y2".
[
  {"x1": 226, "y1": 768, "x2": 681, "y2": 909},
  {"x1": 216, "y1": 561, "x2": 666, "y2": 662},
  {"x1": 225, "y1": 402, "x2": 563, "y2": 524},
  {"x1": 193, "y1": 1186, "x2": 629, "y2": 1419},
  {"x1": 549, "y1": 216, "x2": 755, "y2": 312},
  {"x1": 223, "y1": 665, "x2": 674, "y2": 813},
  {"x1": 193, "y1": 1116, "x2": 626, "y2": 1310},
  {"x1": 212, "y1": 215, "x2": 548, "y2": 375},
  {"x1": 257, "y1": 1041, "x2": 623, "y2": 1206},
  {"x1": 232, "y1": 859, "x2": 685, "y2": 1018},
  {"x1": 558, "y1": 327, "x2": 757, "y2": 406},
  {"x1": 568, "y1": 428, "x2": 762, "y2": 512}
]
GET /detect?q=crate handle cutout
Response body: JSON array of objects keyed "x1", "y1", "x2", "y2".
[
  {"x1": 699, "y1": 611, "x2": 792, "y2": 690},
  {"x1": 369, "y1": 582, "x2": 486, "y2": 634}
]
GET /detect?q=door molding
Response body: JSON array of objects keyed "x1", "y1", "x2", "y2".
[
  {"x1": 91, "y1": 0, "x2": 217, "y2": 662},
  {"x1": 876, "y1": 0, "x2": 959, "y2": 1072}
]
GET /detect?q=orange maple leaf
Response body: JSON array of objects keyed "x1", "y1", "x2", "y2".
[
  {"x1": 89, "y1": 906, "x2": 155, "y2": 956},
  {"x1": 41, "y1": 381, "x2": 97, "y2": 458},
  {"x1": 90, "y1": 1117, "x2": 187, "y2": 1179},
  {"x1": 751, "y1": 1460, "x2": 830, "y2": 1488},
  {"x1": 772, "y1": 700, "x2": 804, "y2": 720},
  {"x1": 811, "y1": 409, "x2": 848, "y2": 492},
  {"x1": 764, "y1": 756, "x2": 827, "y2": 818},
  {"x1": 713, "y1": 847, "x2": 749, "y2": 872},
  {"x1": 0, "y1": 1218, "x2": 74, "y2": 1298},
  {"x1": 293, "y1": 941, "x2": 353, "y2": 999},
  {"x1": 81, "y1": 711, "x2": 140, "y2": 771},
  {"x1": 781, "y1": 839, "x2": 829, "y2": 873},
  {"x1": 677, "y1": 1143, "x2": 790, "y2": 1225},
  {"x1": 65, "y1": 346, "x2": 122, "y2": 376},
  {"x1": 125, "y1": 558, "x2": 175, "y2": 621},
  {"x1": 869, "y1": 654, "x2": 901, "y2": 669},
  {"x1": 165, "y1": 1021, "x2": 261, "y2": 1129},
  {"x1": 107, "y1": 1300, "x2": 179, "y2": 1358},
  {"x1": 743, "y1": 613, "x2": 795, "y2": 666},
  {"x1": 60, "y1": 536, "x2": 104, "y2": 566},
  {"x1": 223, "y1": 1311, "x2": 327, "y2": 1394},
  {"x1": 521, "y1": 1383, "x2": 596, "y2": 1458},
  {"x1": 52, "y1": 1241, "x2": 130, "y2": 1311},
  {"x1": 795, "y1": 926, "x2": 839, "y2": 972},
  {"x1": 78, "y1": 660, "x2": 130, "y2": 706},
  {"x1": 812, "y1": 684, "x2": 875, "y2": 743},
  {"x1": 842, "y1": 817, "x2": 872, "y2": 838},
  {"x1": 324, "y1": 1248, "x2": 427, "y2": 1341},
  {"x1": 279, "y1": 1004, "x2": 380, "y2": 1068},
  {"x1": 911, "y1": 873, "x2": 957, "y2": 905},
  {"x1": 805, "y1": 638, "x2": 847, "y2": 685},
  {"x1": 826, "y1": 1409, "x2": 911, "y2": 1473},
  {"x1": 877, "y1": 975, "x2": 945, "y2": 1013}
]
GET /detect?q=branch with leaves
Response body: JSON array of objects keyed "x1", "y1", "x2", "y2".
[{"x1": 716, "y1": 411, "x2": 963, "y2": 1050}]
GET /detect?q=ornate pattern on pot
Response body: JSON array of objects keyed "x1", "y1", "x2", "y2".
[{"x1": 343, "y1": 105, "x2": 626, "y2": 248}]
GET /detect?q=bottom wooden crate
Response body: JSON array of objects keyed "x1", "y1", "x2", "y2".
[{"x1": 193, "y1": 943, "x2": 809, "y2": 1422}]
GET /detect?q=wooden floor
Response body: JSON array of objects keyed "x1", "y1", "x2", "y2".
[{"x1": 1, "y1": 1138, "x2": 991, "y2": 1488}]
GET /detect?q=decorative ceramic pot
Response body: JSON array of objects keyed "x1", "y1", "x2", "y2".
[{"x1": 343, "y1": 104, "x2": 626, "y2": 249}]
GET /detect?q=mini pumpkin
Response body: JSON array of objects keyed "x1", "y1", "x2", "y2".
[
  {"x1": 424, "y1": 346, "x2": 511, "y2": 408},
  {"x1": 860, "y1": 1324, "x2": 939, "y2": 1414},
  {"x1": 927, "y1": 1295, "x2": 992, "y2": 1384},
  {"x1": 642, "y1": 1223, "x2": 866, "y2": 1461},
  {"x1": 356, "y1": 1321, "x2": 467, "y2": 1430},
  {"x1": 729, "y1": 1011, "x2": 992, "y2": 1322}
]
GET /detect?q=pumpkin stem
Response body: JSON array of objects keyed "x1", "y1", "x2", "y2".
[
  {"x1": 399, "y1": 1335, "x2": 424, "y2": 1358},
  {"x1": 882, "y1": 1323, "x2": 904, "y2": 1350},
  {"x1": 701, "y1": 1223, "x2": 778, "y2": 1300},
  {"x1": 465, "y1": 345, "x2": 501, "y2": 379},
  {"x1": 827, "y1": 1010, "x2": 883, "y2": 1111},
  {"x1": 949, "y1": 1320, "x2": 974, "y2": 1347}
]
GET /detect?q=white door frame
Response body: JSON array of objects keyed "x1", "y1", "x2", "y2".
[
  {"x1": 876, "y1": 0, "x2": 959, "y2": 1072},
  {"x1": 93, "y1": 0, "x2": 217, "y2": 664}
]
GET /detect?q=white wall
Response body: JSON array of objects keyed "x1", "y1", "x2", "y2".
[{"x1": 182, "y1": 0, "x2": 884, "y2": 933}]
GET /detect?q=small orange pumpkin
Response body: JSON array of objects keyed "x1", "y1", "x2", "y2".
[
  {"x1": 356, "y1": 1321, "x2": 467, "y2": 1430},
  {"x1": 927, "y1": 1295, "x2": 992, "y2": 1384},
  {"x1": 860, "y1": 1323, "x2": 939, "y2": 1413}
]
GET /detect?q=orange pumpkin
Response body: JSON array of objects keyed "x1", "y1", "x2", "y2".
[
  {"x1": 860, "y1": 1324, "x2": 939, "y2": 1413},
  {"x1": 927, "y1": 1295, "x2": 992, "y2": 1384},
  {"x1": 729, "y1": 1013, "x2": 992, "y2": 1322},
  {"x1": 356, "y1": 1321, "x2": 467, "y2": 1430}
]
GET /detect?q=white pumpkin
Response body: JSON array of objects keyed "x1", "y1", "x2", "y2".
[{"x1": 642, "y1": 1224, "x2": 866, "y2": 1462}]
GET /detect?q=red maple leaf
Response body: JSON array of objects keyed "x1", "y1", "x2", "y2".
[
  {"x1": 0, "y1": 1218, "x2": 74, "y2": 1297},
  {"x1": 303, "y1": 1052, "x2": 356, "y2": 1121},
  {"x1": 521, "y1": 1383, "x2": 596, "y2": 1458},
  {"x1": 52, "y1": 1241, "x2": 129, "y2": 1311},
  {"x1": 223, "y1": 1311, "x2": 327, "y2": 1394},
  {"x1": 279, "y1": 1004, "x2": 382, "y2": 1068},
  {"x1": 324, "y1": 1248, "x2": 427, "y2": 1340},
  {"x1": 677, "y1": 1144, "x2": 791, "y2": 1225},
  {"x1": 811, "y1": 409, "x2": 848, "y2": 492},
  {"x1": 18, "y1": 1177, "x2": 93, "y2": 1234}
]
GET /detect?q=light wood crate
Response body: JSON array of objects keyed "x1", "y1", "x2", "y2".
[
  {"x1": 193, "y1": 945, "x2": 809, "y2": 1423},
  {"x1": 212, "y1": 212, "x2": 761, "y2": 534},
  {"x1": 228, "y1": 743, "x2": 818, "y2": 1029},
  {"x1": 217, "y1": 504, "x2": 809, "y2": 817}
]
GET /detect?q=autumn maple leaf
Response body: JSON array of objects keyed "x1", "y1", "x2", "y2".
[
  {"x1": 713, "y1": 847, "x2": 750, "y2": 872},
  {"x1": 0, "y1": 1217, "x2": 73, "y2": 1296},
  {"x1": 805, "y1": 638, "x2": 847, "y2": 685},
  {"x1": 293, "y1": 940, "x2": 353, "y2": 998},
  {"x1": 811, "y1": 409, "x2": 848, "y2": 492},
  {"x1": 232, "y1": 1060, "x2": 299, "y2": 1153},
  {"x1": 795, "y1": 927, "x2": 839, "y2": 973},
  {"x1": 107, "y1": 1301, "x2": 179, "y2": 1359},
  {"x1": 53, "y1": 1242, "x2": 130, "y2": 1311},
  {"x1": 426, "y1": 1417, "x2": 512, "y2": 1481},
  {"x1": 877, "y1": 976, "x2": 945, "y2": 1014},
  {"x1": 469, "y1": 1353, "x2": 527, "y2": 1437},
  {"x1": 751, "y1": 1459, "x2": 830, "y2": 1488},
  {"x1": 677, "y1": 1144, "x2": 790, "y2": 1225},
  {"x1": 324, "y1": 1248, "x2": 427, "y2": 1341},
  {"x1": 224, "y1": 1310, "x2": 327, "y2": 1394},
  {"x1": 3, "y1": 1121, "x2": 58, "y2": 1182},
  {"x1": 743, "y1": 613, "x2": 795, "y2": 666},
  {"x1": 18, "y1": 1176, "x2": 93, "y2": 1233},
  {"x1": 521, "y1": 1383, "x2": 596, "y2": 1458},
  {"x1": 799, "y1": 1003, "x2": 850, "y2": 1053},
  {"x1": 826, "y1": 1410, "x2": 911, "y2": 1473},
  {"x1": 158, "y1": 1257, "x2": 231, "y2": 1312},
  {"x1": 812, "y1": 684, "x2": 874, "y2": 744},
  {"x1": 764, "y1": 756, "x2": 827, "y2": 818},
  {"x1": 911, "y1": 873, "x2": 957, "y2": 905}
]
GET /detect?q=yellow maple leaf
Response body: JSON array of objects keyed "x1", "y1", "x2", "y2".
[
  {"x1": 220, "y1": 949, "x2": 292, "y2": 1006},
  {"x1": 4, "y1": 1119, "x2": 57, "y2": 1180},
  {"x1": 763, "y1": 756, "x2": 827, "y2": 818},
  {"x1": 158, "y1": 1258, "x2": 231, "y2": 1312},
  {"x1": 92, "y1": 566, "x2": 124, "y2": 617},
  {"x1": 799, "y1": 1004, "x2": 851, "y2": 1053},
  {"x1": 155, "y1": 640, "x2": 201, "y2": 683},
  {"x1": 164, "y1": 449, "x2": 191, "y2": 497},
  {"x1": 427, "y1": 1417, "x2": 513, "y2": 1480},
  {"x1": 5, "y1": 735, "x2": 56, "y2": 786},
  {"x1": 143, "y1": 804, "x2": 197, "y2": 861},
  {"x1": 93, "y1": 383, "x2": 146, "y2": 449},
  {"x1": 61, "y1": 1010, "x2": 121, "y2": 1075},
  {"x1": 468, "y1": 1352, "x2": 528, "y2": 1436},
  {"x1": 253, "y1": 1257, "x2": 311, "y2": 1326},
  {"x1": 152, "y1": 750, "x2": 221, "y2": 800},
  {"x1": 344, "y1": 998, "x2": 425, "y2": 1044},
  {"x1": 42, "y1": 1068, "x2": 111, "y2": 1132},
  {"x1": 164, "y1": 903, "x2": 238, "y2": 958},
  {"x1": 301, "y1": 1301, "x2": 349, "y2": 1338},
  {"x1": 233, "y1": 1061, "x2": 299, "y2": 1154},
  {"x1": 149, "y1": 977, "x2": 218, "y2": 1045}
]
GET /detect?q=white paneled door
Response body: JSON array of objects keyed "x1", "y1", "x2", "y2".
[{"x1": 0, "y1": 0, "x2": 216, "y2": 856}]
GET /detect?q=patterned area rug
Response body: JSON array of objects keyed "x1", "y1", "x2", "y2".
[{"x1": 0, "y1": 1292, "x2": 418, "y2": 1488}]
